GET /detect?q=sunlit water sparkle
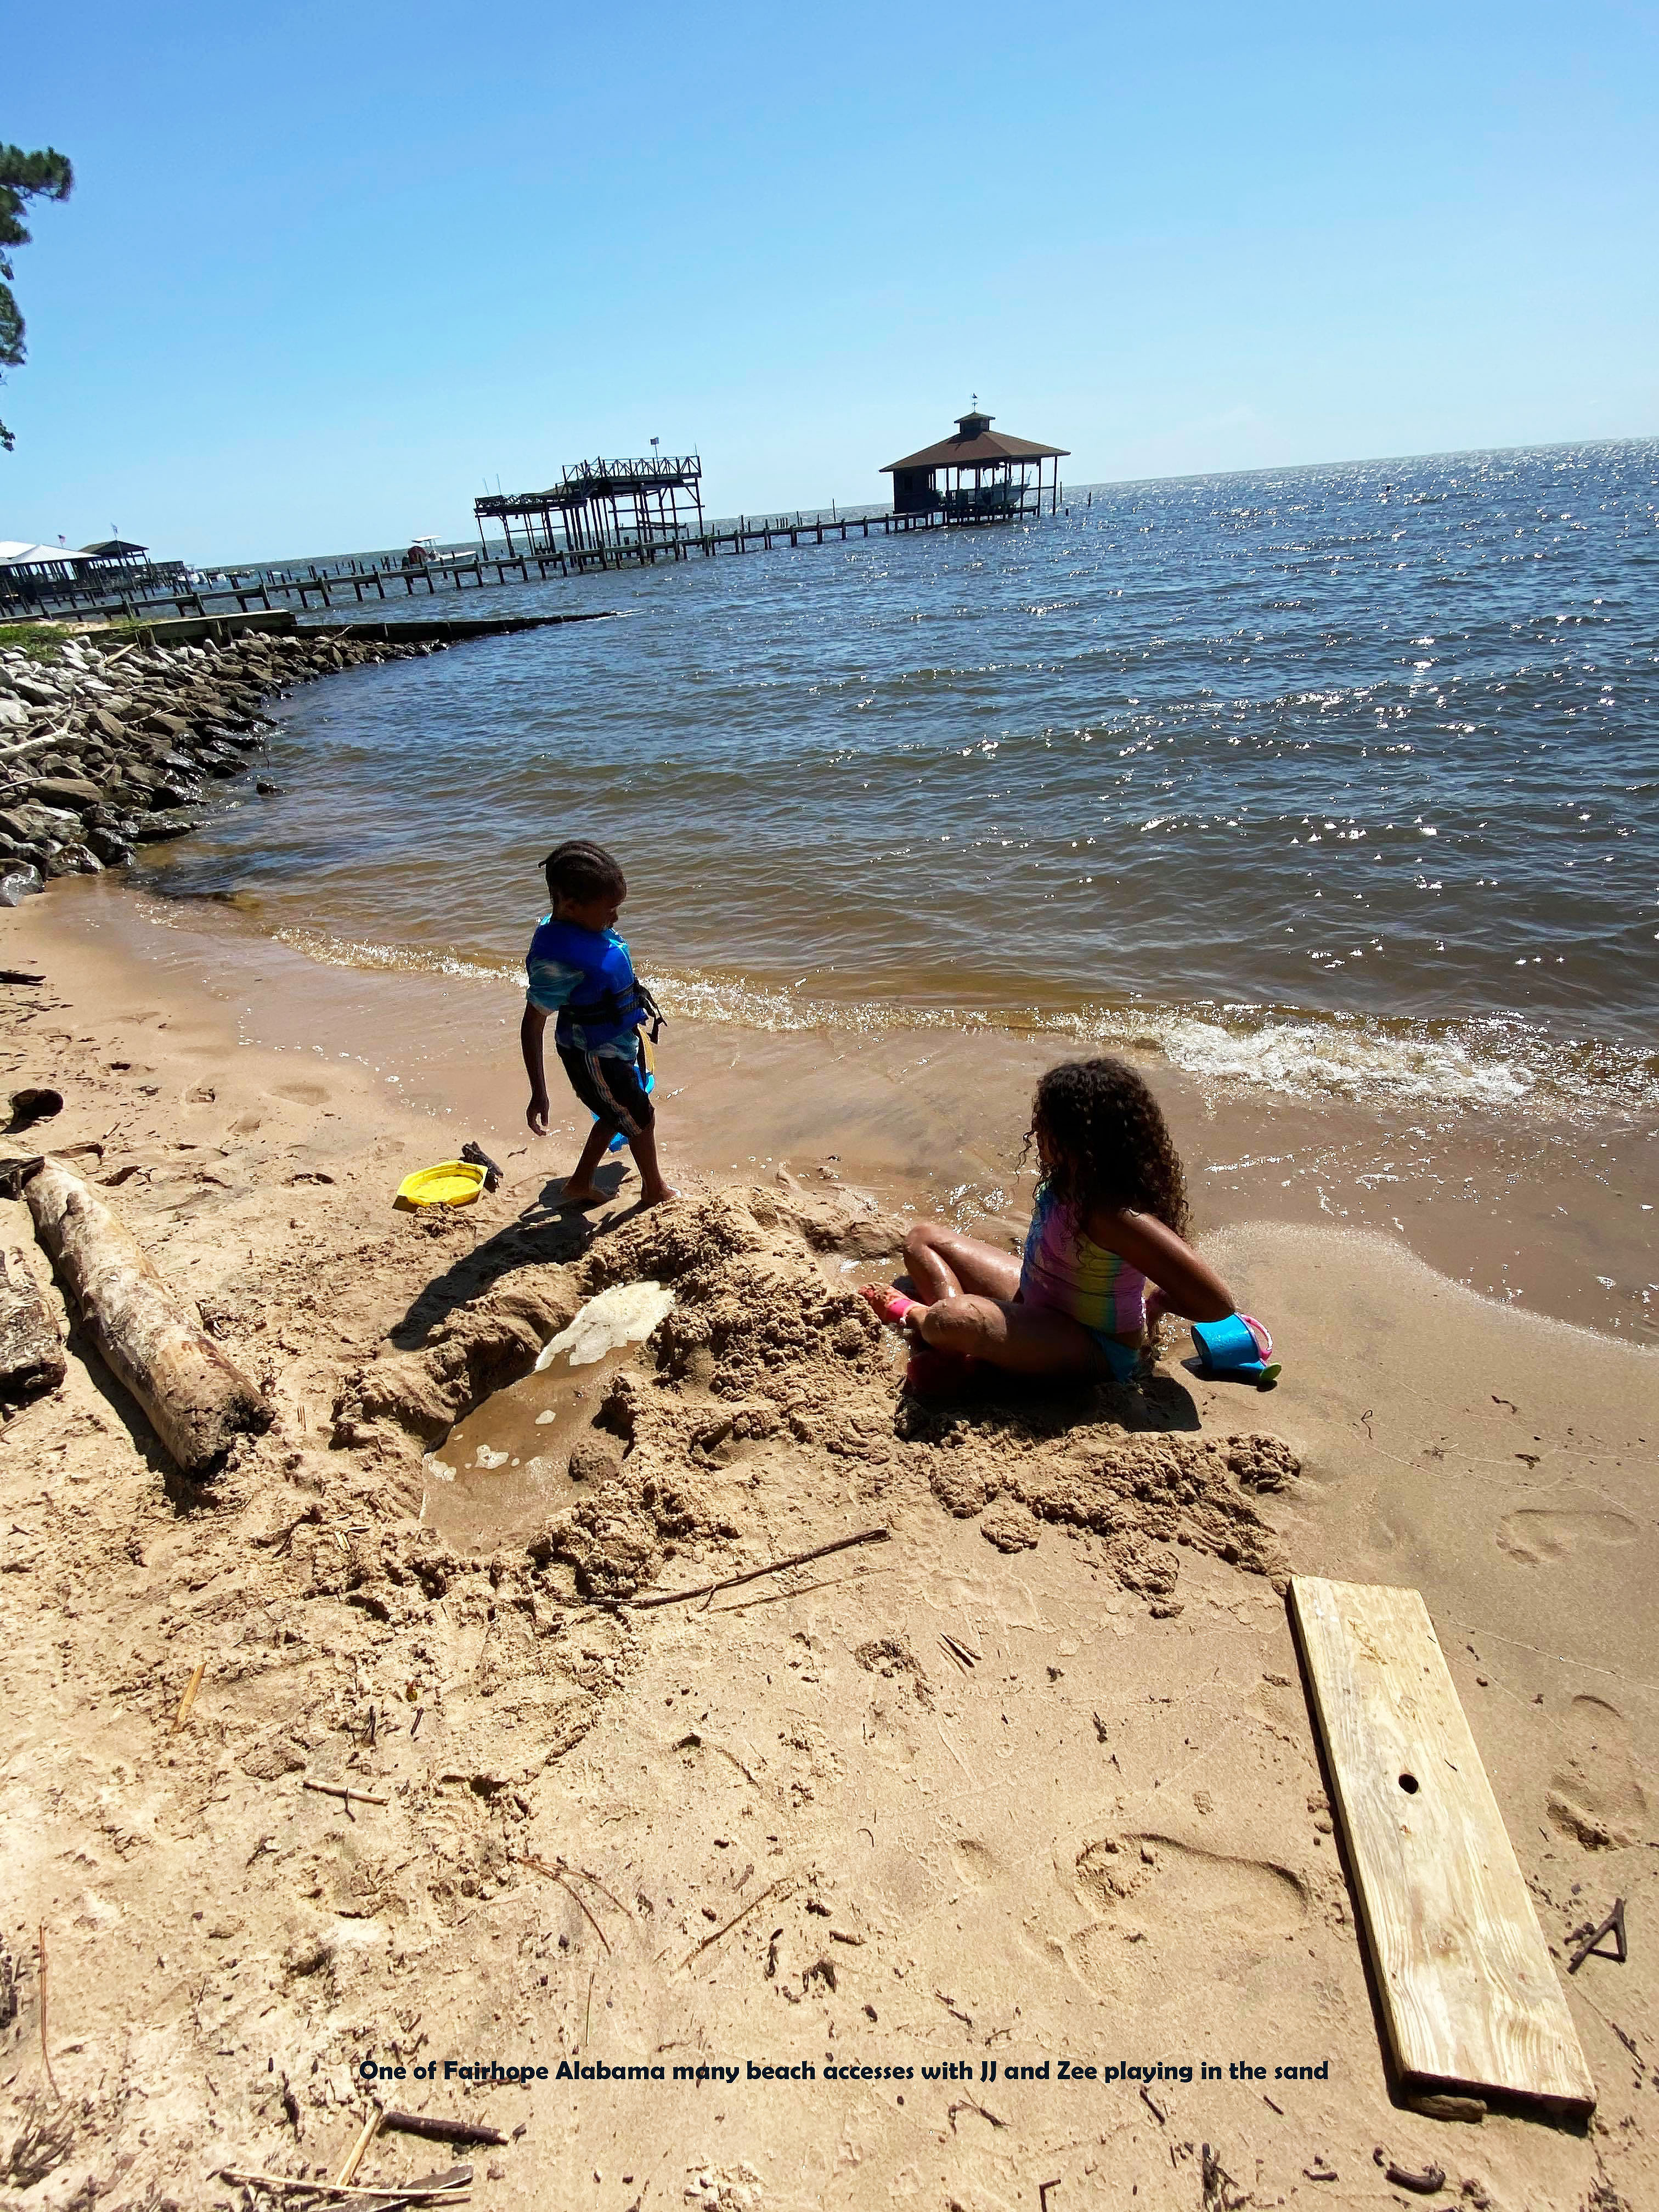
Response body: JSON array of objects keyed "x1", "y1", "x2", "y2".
[{"x1": 142, "y1": 439, "x2": 1658, "y2": 1116}]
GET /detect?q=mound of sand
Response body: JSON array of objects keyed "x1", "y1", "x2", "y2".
[{"x1": 335, "y1": 1189, "x2": 1296, "y2": 1621}]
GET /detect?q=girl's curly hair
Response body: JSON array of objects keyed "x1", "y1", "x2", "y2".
[{"x1": 1025, "y1": 1057, "x2": 1190, "y2": 1238}]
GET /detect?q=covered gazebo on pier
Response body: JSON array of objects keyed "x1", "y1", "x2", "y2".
[
  {"x1": 882, "y1": 404, "x2": 1067, "y2": 522},
  {"x1": 78, "y1": 537, "x2": 151, "y2": 571}
]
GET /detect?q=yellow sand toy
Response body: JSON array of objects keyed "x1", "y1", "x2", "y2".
[
  {"x1": 394, "y1": 1160, "x2": 487, "y2": 1210},
  {"x1": 393, "y1": 1141, "x2": 503, "y2": 1211}
]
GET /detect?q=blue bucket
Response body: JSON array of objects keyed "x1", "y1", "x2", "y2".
[{"x1": 1192, "y1": 1312, "x2": 1278, "y2": 1384}]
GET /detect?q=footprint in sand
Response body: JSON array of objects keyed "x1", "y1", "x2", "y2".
[
  {"x1": 1547, "y1": 1694, "x2": 1650, "y2": 1851},
  {"x1": 270, "y1": 1080, "x2": 329, "y2": 1107},
  {"x1": 950, "y1": 1839, "x2": 998, "y2": 1890},
  {"x1": 1068, "y1": 1831, "x2": 1307, "y2": 1994},
  {"x1": 1496, "y1": 1508, "x2": 1638, "y2": 1566}
]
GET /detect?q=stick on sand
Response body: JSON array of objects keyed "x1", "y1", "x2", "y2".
[
  {"x1": 629, "y1": 1526, "x2": 889, "y2": 1611},
  {"x1": 522, "y1": 1856, "x2": 612, "y2": 1955},
  {"x1": 38, "y1": 1922, "x2": 59, "y2": 2101},
  {"x1": 336, "y1": 2103, "x2": 382, "y2": 2186},
  {"x1": 678, "y1": 1876, "x2": 792, "y2": 1970},
  {"x1": 215, "y1": 2168, "x2": 470, "y2": 2203},
  {"x1": 302, "y1": 1781, "x2": 388, "y2": 1808},
  {"x1": 172, "y1": 1660, "x2": 206, "y2": 1735},
  {"x1": 381, "y1": 2112, "x2": 507, "y2": 2149}
]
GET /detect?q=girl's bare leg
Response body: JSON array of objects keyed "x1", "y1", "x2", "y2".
[
  {"x1": 916, "y1": 1294, "x2": 1118, "y2": 1380},
  {"x1": 902, "y1": 1221, "x2": 1022, "y2": 1305}
]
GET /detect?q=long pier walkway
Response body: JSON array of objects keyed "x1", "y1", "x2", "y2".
[{"x1": 4, "y1": 508, "x2": 949, "y2": 625}]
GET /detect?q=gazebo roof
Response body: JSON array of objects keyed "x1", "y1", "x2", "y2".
[
  {"x1": 883, "y1": 410, "x2": 1068, "y2": 473},
  {"x1": 80, "y1": 538, "x2": 148, "y2": 558}
]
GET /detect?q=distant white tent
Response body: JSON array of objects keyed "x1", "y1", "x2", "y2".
[
  {"x1": 0, "y1": 540, "x2": 100, "y2": 609},
  {"x1": 0, "y1": 539, "x2": 88, "y2": 571}
]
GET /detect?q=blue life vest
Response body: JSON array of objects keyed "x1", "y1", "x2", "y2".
[{"x1": 527, "y1": 917, "x2": 651, "y2": 1051}]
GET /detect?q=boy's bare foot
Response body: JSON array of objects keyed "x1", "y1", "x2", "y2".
[
  {"x1": 556, "y1": 1181, "x2": 606, "y2": 1208},
  {"x1": 639, "y1": 1182, "x2": 680, "y2": 1207}
]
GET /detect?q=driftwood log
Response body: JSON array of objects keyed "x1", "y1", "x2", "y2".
[
  {"x1": 24, "y1": 1155, "x2": 272, "y2": 1475},
  {"x1": 0, "y1": 1244, "x2": 65, "y2": 1402}
]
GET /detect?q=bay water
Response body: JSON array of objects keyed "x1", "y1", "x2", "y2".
[{"x1": 144, "y1": 439, "x2": 1657, "y2": 1119}]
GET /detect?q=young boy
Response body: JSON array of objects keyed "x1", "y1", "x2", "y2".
[{"x1": 521, "y1": 839, "x2": 676, "y2": 1207}]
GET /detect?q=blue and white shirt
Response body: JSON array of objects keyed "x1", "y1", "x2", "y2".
[{"x1": 525, "y1": 916, "x2": 642, "y2": 1062}]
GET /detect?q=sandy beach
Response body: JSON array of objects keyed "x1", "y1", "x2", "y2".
[
  {"x1": 1, "y1": 879, "x2": 1654, "y2": 2212},
  {"x1": 9, "y1": 0, "x2": 1658, "y2": 2196}
]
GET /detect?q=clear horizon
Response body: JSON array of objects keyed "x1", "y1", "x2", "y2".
[
  {"x1": 6, "y1": 2, "x2": 1656, "y2": 561},
  {"x1": 220, "y1": 434, "x2": 1655, "y2": 577}
]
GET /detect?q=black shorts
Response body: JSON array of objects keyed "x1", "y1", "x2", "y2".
[{"x1": 557, "y1": 1043, "x2": 654, "y2": 1139}]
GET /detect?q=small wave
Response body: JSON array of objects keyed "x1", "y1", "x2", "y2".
[
  {"x1": 267, "y1": 925, "x2": 1656, "y2": 1119},
  {"x1": 274, "y1": 928, "x2": 516, "y2": 988},
  {"x1": 1156, "y1": 1013, "x2": 1534, "y2": 1107}
]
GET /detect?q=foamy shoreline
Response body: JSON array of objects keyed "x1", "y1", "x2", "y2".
[
  {"x1": 11, "y1": 873, "x2": 1657, "y2": 1347},
  {"x1": 259, "y1": 917, "x2": 1658, "y2": 1120}
]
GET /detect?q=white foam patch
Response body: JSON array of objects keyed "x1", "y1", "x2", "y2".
[
  {"x1": 1159, "y1": 1015, "x2": 1534, "y2": 1106},
  {"x1": 253, "y1": 926, "x2": 1659, "y2": 1119},
  {"x1": 536, "y1": 1279, "x2": 676, "y2": 1370}
]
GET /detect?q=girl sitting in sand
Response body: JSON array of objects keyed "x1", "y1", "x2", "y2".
[{"x1": 863, "y1": 1057, "x2": 1234, "y2": 1393}]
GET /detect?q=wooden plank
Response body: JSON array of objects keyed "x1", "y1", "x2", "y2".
[{"x1": 1289, "y1": 1576, "x2": 1594, "y2": 2117}]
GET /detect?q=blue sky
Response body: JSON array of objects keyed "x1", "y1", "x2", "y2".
[{"x1": 5, "y1": 1, "x2": 1656, "y2": 561}]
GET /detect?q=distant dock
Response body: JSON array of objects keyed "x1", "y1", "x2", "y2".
[{"x1": 3, "y1": 507, "x2": 952, "y2": 625}]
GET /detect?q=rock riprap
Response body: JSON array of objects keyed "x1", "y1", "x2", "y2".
[{"x1": 0, "y1": 625, "x2": 447, "y2": 898}]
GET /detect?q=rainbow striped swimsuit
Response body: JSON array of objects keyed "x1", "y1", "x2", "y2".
[{"x1": 1019, "y1": 1187, "x2": 1148, "y2": 1379}]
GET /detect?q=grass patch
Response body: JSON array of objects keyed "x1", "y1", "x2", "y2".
[{"x1": 0, "y1": 622, "x2": 74, "y2": 664}]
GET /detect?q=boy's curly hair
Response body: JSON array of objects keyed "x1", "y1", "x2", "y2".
[
  {"x1": 544, "y1": 839, "x2": 626, "y2": 904},
  {"x1": 1026, "y1": 1057, "x2": 1190, "y2": 1238}
]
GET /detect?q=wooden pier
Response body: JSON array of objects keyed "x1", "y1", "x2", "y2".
[{"x1": 1, "y1": 504, "x2": 953, "y2": 625}]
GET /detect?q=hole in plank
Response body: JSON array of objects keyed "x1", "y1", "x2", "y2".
[{"x1": 1398, "y1": 1772, "x2": 1420, "y2": 1794}]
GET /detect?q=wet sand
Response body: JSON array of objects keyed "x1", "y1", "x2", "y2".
[
  {"x1": 0, "y1": 879, "x2": 1654, "y2": 2212},
  {"x1": 27, "y1": 872, "x2": 1658, "y2": 1344}
]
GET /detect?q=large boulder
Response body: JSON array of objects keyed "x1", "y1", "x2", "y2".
[
  {"x1": 44, "y1": 843, "x2": 103, "y2": 876},
  {"x1": 0, "y1": 864, "x2": 43, "y2": 904},
  {"x1": 0, "y1": 803, "x2": 80, "y2": 845},
  {"x1": 86, "y1": 826, "x2": 134, "y2": 866},
  {"x1": 131, "y1": 809, "x2": 205, "y2": 841},
  {"x1": 27, "y1": 777, "x2": 104, "y2": 811}
]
